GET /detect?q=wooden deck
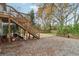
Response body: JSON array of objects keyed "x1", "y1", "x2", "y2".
[{"x1": 0, "y1": 4, "x2": 40, "y2": 43}]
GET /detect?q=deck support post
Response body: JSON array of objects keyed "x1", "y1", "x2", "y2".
[
  {"x1": 8, "y1": 18, "x2": 11, "y2": 43},
  {"x1": 33, "y1": 36, "x2": 35, "y2": 39},
  {"x1": 24, "y1": 30, "x2": 26, "y2": 40},
  {"x1": 28, "y1": 33, "x2": 31, "y2": 39}
]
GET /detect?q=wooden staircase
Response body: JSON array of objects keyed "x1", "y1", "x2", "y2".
[
  {"x1": 11, "y1": 17, "x2": 40, "y2": 39},
  {"x1": 0, "y1": 4, "x2": 40, "y2": 39}
]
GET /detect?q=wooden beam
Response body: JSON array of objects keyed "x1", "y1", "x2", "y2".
[
  {"x1": 28, "y1": 33, "x2": 31, "y2": 39},
  {"x1": 24, "y1": 31, "x2": 26, "y2": 40},
  {"x1": 8, "y1": 18, "x2": 11, "y2": 43}
]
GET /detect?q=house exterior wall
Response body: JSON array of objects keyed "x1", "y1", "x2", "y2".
[
  {"x1": 0, "y1": 3, "x2": 6, "y2": 12},
  {"x1": 0, "y1": 21, "x2": 18, "y2": 36},
  {"x1": 2, "y1": 23, "x2": 18, "y2": 35}
]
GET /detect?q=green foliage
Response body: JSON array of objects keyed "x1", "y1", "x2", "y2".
[
  {"x1": 57, "y1": 26, "x2": 70, "y2": 36},
  {"x1": 57, "y1": 23, "x2": 79, "y2": 36},
  {"x1": 41, "y1": 24, "x2": 52, "y2": 33},
  {"x1": 71, "y1": 24, "x2": 79, "y2": 35},
  {"x1": 30, "y1": 9, "x2": 35, "y2": 25}
]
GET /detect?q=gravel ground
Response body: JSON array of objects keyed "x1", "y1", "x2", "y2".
[{"x1": 0, "y1": 35, "x2": 79, "y2": 56}]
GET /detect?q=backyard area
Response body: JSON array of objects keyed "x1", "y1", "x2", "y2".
[{"x1": 0, "y1": 33, "x2": 79, "y2": 56}]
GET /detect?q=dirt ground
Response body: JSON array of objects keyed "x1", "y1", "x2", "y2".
[{"x1": 0, "y1": 33, "x2": 79, "y2": 56}]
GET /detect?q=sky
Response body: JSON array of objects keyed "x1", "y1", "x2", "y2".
[{"x1": 7, "y1": 3, "x2": 38, "y2": 13}]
